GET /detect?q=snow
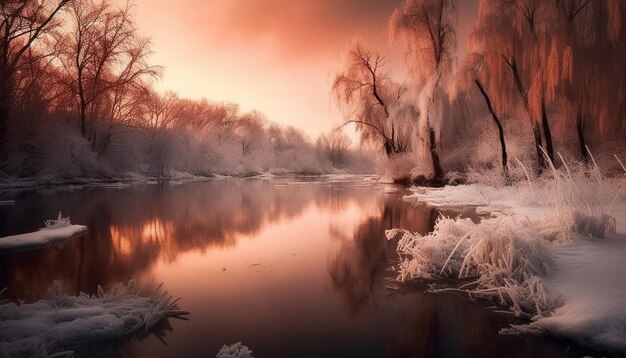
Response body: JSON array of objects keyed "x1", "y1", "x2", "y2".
[
  {"x1": 0, "y1": 281, "x2": 188, "y2": 357},
  {"x1": 0, "y1": 225, "x2": 87, "y2": 252},
  {"x1": 216, "y1": 342, "x2": 254, "y2": 358},
  {"x1": 0, "y1": 213, "x2": 87, "y2": 251},
  {"x1": 94, "y1": 182, "x2": 131, "y2": 189},
  {"x1": 383, "y1": 186, "x2": 402, "y2": 194},
  {"x1": 526, "y1": 231, "x2": 626, "y2": 351},
  {"x1": 395, "y1": 173, "x2": 626, "y2": 353}
]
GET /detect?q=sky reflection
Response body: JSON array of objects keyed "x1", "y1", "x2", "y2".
[{"x1": 0, "y1": 179, "x2": 589, "y2": 357}]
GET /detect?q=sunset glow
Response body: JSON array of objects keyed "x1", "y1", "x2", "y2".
[
  {"x1": 129, "y1": 0, "x2": 478, "y2": 136},
  {"x1": 1, "y1": 0, "x2": 625, "y2": 356}
]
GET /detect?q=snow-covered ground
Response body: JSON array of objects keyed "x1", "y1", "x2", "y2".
[
  {"x1": 0, "y1": 225, "x2": 87, "y2": 251},
  {"x1": 0, "y1": 281, "x2": 188, "y2": 357},
  {"x1": 392, "y1": 175, "x2": 626, "y2": 353}
]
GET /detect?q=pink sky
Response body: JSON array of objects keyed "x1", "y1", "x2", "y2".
[{"x1": 128, "y1": 0, "x2": 479, "y2": 137}]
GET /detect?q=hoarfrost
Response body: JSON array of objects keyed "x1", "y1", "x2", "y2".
[
  {"x1": 216, "y1": 342, "x2": 254, "y2": 358},
  {"x1": 0, "y1": 281, "x2": 188, "y2": 357}
]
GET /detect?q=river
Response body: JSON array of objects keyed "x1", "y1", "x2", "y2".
[{"x1": 0, "y1": 177, "x2": 594, "y2": 357}]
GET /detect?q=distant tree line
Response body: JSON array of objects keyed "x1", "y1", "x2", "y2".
[{"x1": 0, "y1": 0, "x2": 368, "y2": 178}]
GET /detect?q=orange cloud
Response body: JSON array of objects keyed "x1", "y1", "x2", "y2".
[{"x1": 129, "y1": 0, "x2": 478, "y2": 137}]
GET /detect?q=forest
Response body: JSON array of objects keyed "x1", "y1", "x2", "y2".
[
  {"x1": 0, "y1": 0, "x2": 372, "y2": 180},
  {"x1": 0, "y1": 0, "x2": 625, "y2": 183}
]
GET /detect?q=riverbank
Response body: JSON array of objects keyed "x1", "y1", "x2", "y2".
[
  {"x1": 0, "y1": 172, "x2": 379, "y2": 191},
  {"x1": 392, "y1": 175, "x2": 626, "y2": 353}
]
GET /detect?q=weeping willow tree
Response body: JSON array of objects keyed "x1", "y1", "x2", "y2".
[
  {"x1": 472, "y1": 0, "x2": 625, "y2": 168},
  {"x1": 545, "y1": 0, "x2": 626, "y2": 162},
  {"x1": 471, "y1": 0, "x2": 553, "y2": 169},
  {"x1": 389, "y1": 0, "x2": 457, "y2": 183},
  {"x1": 454, "y1": 53, "x2": 509, "y2": 174}
]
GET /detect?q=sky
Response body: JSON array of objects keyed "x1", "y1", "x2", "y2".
[{"x1": 128, "y1": 0, "x2": 479, "y2": 138}]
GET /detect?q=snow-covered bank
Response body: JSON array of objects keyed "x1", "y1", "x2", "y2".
[
  {"x1": 0, "y1": 281, "x2": 188, "y2": 357},
  {"x1": 0, "y1": 214, "x2": 87, "y2": 252},
  {"x1": 392, "y1": 175, "x2": 626, "y2": 352},
  {"x1": 386, "y1": 215, "x2": 555, "y2": 317},
  {"x1": 0, "y1": 172, "x2": 379, "y2": 191},
  {"x1": 526, "y1": 229, "x2": 626, "y2": 351}
]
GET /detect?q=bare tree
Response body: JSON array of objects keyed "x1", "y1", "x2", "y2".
[
  {"x1": 137, "y1": 90, "x2": 182, "y2": 176},
  {"x1": 234, "y1": 111, "x2": 266, "y2": 158},
  {"x1": 333, "y1": 39, "x2": 409, "y2": 157},
  {"x1": 55, "y1": 0, "x2": 160, "y2": 151},
  {"x1": 0, "y1": 0, "x2": 70, "y2": 158},
  {"x1": 317, "y1": 128, "x2": 352, "y2": 167}
]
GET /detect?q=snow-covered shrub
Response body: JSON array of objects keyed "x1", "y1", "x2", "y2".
[
  {"x1": 529, "y1": 150, "x2": 619, "y2": 242},
  {"x1": 387, "y1": 215, "x2": 556, "y2": 317},
  {"x1": 0, "y1": 281, "x2": 188, "y2": 357},
  {"x1": 216, "y1": 342, "x2": 254, "y2": 358},
  {"x1": 381, "y1": 152, "x2": 434, "y2": 183}
]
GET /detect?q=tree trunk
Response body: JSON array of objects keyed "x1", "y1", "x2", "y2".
[
  {"x1": 80, "y1": 104, "x2": 86, "y2": 138},
  {"x1": 534, "y1": 123, "x2": 545, "y2": 173},
  {"x1": 391, "y1": 124, "x2": 396, "y2": 153},
  {"x1": 506, "y1": 58, "x2": 545, "y2": 171},
  {"x1": 576, "y1": 110, "x2": 588, "y2": 163},
  {"x1": 0, "y1": 74, "x2": 12, "y2": 160},
  {"x1": 475, "y1": 80, "x2": 508, "y2": 173},
  {"x1": 428, "y1": 126, "x2": 444, "y2": 184},
  {"x1": 541, "y1": 97, "x2": 555, "y2": 166}
]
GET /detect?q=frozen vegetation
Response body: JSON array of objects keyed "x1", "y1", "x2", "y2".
[
  {"x1": 0, "y1": 281, "x2": 187, "y2": 357},
  {"x1": 388, "y1": 157, "x2": 626, "y2": 352},
  {"x1": 216, "y1": 342, "x2": 254, "y2": 358},
  {"x1": 0, "y1": 213, "x2": 87, "y2": 252}
]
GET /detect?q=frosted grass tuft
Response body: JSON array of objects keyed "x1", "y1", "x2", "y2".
[
  {"x1": 42, "y1": 212, "x2": 71, "y2": 230},
  {"x1": 387, "y1": 215, "x2": 555, "y2": 317},
  {"x1": 0, "y1": 281, "x2": 188, "y2": 357}
]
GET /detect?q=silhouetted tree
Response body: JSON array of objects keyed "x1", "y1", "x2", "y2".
[{"x1": 0, "y1": 0, "x2": 70, "y2": 159}]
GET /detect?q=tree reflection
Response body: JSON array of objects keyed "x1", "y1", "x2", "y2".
[
  {"x1": 0, "y1": 179, "x2": 381, "y2": 301},
  {"x1": 328, "y1": 197, "x2": 437, "y2": 314}
]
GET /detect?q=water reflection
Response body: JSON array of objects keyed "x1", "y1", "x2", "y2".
[
  {"x1": 328, "y1": 199, "x2": 437, "y2": 315},
  {"x1": 0, "y1": 179, "x2": 382, "y2": 301},
  {"x1": 0, "y1": 179, "x2": 597, "y2": 357}
]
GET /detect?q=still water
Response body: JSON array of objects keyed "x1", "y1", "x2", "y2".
[{"x1": 0, "y1": 177, "x2": 594, "y2": 357}]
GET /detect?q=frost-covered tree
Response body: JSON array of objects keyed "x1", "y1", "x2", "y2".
[
  {"x1": 317, "y1": 128, "x2": 352, "y2": 167},
  {"x1": 234, "y1": 111, "x2": 267, "y2": 159},
  {"x1": 389, "y1": 0, "x2": 457, "y2": 182},
  {"x1": 136, "y1": 90, "x2": 182, "y2": 176},
  {"x1": 332, "y1": 39, "x2": 409, "y2": 158}
]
